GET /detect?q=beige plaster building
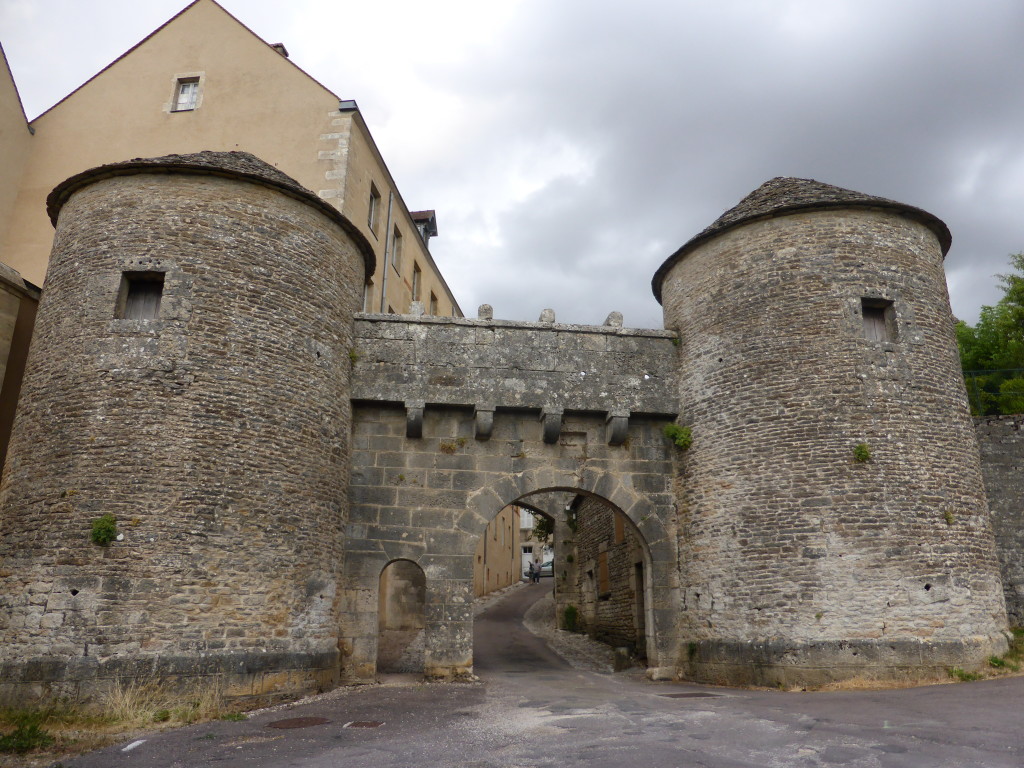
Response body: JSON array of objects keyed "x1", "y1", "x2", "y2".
[
  {"x1": 0, "y1": 0, "x2": 459, "y2": 316},
  {"x1": 0, "y1": 0, "x2": 461, "y2": 462},
  {"x1": 473, "y1": 505, "x2": 521, "y2": 597}
]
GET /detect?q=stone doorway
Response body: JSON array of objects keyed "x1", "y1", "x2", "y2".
[{"x1": 377, "y1": 559, "x2": 426, "y2": 674}]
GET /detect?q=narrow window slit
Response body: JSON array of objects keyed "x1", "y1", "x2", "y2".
[
  {"x1": 861, "y1": 298, "x2": 895, "y2": 342},
  {"x1": 118, "y1": 272, "x2": 165, "y2": 320}
]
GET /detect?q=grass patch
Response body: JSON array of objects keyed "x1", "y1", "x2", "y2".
[
  {"x1": 0, "y1": 678, "x2": 232, "y2": 762},
  {"x1": 948, "y1": 667, "x2": 984, "y2": 682},
  {"x1": 0, "y1": 710, "x2": 54, "y2": 755},
  {"x1": 102, "y1": 677, "x2": 226, "y2": 727}
]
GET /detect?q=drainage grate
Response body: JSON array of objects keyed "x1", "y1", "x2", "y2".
[
  {"x1": 344, "y1": 721, "x2": 384, "y2": 728},
  {"x1": 266, "y1": 717, "x2": 331, "y2": 729},
  {"x1": 660, "y1": 692, "x2": 720, "y2": 699}
]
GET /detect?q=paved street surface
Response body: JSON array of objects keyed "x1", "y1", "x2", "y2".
[{"x1": 67, "y1": 582, "x2": 1024, "y2": 767}]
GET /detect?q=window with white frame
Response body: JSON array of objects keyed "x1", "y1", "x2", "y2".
[
  {"x1": 390, "y1": 226, "x2": 403, "y2": 271},
  {"x1": 412, "y1": 262, "x2": 421, "y2": 302},
  {"x1": 368, "y1": 183, "x2": 381, "y2": 233},
  {"x1": 173, "y1": 78, "x2": 200, "y2": 111},
  {"x1": 363, "y1": 279, "x2": 374, "y2": 312}
]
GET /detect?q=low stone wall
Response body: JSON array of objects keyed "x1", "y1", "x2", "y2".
[{"x1": 976, "y1": 415, "x2": 1024, "y2": 625}]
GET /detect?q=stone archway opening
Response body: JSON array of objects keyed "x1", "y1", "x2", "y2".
[
  {"x1": 377, "y1": 559, "x2": 426, "y2": 674},
  {"x1": 479, "y1": 487, "x2": 657, "y2": 671}
]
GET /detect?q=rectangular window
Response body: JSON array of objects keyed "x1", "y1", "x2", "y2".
[
  {"x1": 429, "y1": 292, "x2": 438, "y2": 316},
  {"x1": 412, "y1": 262, "x2": 421, "y2": 302},
  {"x1": 368, "y1": 183, "x2": 381, "y2": 233},
  {"x1": 363, "y1": 279, "x2": 374, "y2": 312},
  {"x1": 862, "y1": 298, "x2": 895, "y2": 342},
  {"x1": 614, "y1": 514, "x2": 625, "y2": 544},
  {"x1": 390, "y1": 226, "x2": 403, "y2": 271},
  {"x1": 173, "y1": 78, "x2": 199, "y2": 111},
  {"x1": 117, "y1": 272, "x2": 165, "y2": 320}
]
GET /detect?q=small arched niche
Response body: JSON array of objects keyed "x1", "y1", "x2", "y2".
[{"x1": 377, "y1": 559, "x2": 426, "y2": 674}]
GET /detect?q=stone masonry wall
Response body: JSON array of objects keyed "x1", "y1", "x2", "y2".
[
  {"x1": 570, "y1": 495, "x2": 647, "y2": 653},
  {"x1": 976, "y1": 415, "x2": 1024, "y2": 625},
  {"x1": 341, "y1": 404, "x2": 678, "y2": 680},
  {"x1": 351, "y1": 313, "x2": 677, "y2": 415},
  {"x1": 0, "y1": 161, "x2": 365, "y2": 704},
  {"x1": 660, "y1": 208, "x2": 1008, "y2": 686}
]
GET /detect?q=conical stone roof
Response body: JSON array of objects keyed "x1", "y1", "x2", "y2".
[
  {"x1": 46, "y1": 150, "x2": 376, "y2": 274},
  {"x1": 652, "y1": 177, "x2": 951, "y2": 303}
]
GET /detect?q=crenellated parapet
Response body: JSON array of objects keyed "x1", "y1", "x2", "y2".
[{"x1": 350, "y1": 313, "x2": 679, "y2": 447}]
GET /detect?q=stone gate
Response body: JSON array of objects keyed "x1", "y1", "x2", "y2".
[
  {"x1": 341, "y1": 312, "x2": 680, "y2": 679},
  {"x1": 0, "y1": 152, "x2": 1011, "y2": 704}
]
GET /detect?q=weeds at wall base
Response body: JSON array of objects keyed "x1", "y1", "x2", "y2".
[
  {"x1": 0, "y1": 678, "x2": 235, "y2": 761},
  {"x1": 0, "y1": 711, "x2": 53, "y2": 754},
  {"x1": 948, "y1": 667, "x2": 984, "y2": 682}
]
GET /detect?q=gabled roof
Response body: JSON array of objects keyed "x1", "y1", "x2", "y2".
[
  {"x1": 652, "y1": 177, "x2": 952, "y2": 303},
  {"x1": 30, "y1": 0, "x2": 339, "y2": 122},
  {"x1": 0, "y1": 42, "x2": 29, "y2": 127}
]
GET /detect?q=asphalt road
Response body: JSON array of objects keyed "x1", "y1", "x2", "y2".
[{"x1": 66, "y1": 582, "x2": 1024, "y2": 767}]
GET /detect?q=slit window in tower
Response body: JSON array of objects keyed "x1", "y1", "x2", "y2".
[
  {"x1": 118, "y1": 272, "x2": 165, "y2": 320},
  {"x1": 861, "y1": 298, "x2": 895, "y2": 342}
]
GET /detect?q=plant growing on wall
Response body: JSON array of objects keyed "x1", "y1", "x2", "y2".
[
  {"x1": 532, "y1": 515, "x2": 554, "y2": 544},
  {"x1": 563, "y1": 604, "x2": 579, "y2": 632},
  {"x1": 852, "y1": 443, "x2": 872, "y2": 463},
  {"x1": 663, "y1": 424, "x2": 692, "y2": 450},
  {"x1": 90, "y1": 514, "x2": 118, "y2": 546}
]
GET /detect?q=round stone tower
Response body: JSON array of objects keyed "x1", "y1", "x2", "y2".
[
  {"x1": 654, "y1": 177, "x2": 1008, "y2": 686},
  {"x1": 0, "y1": 152, "x2": 373, "y2": 704}
]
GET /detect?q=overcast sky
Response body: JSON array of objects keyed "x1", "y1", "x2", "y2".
[{"x1": 2, "y1": 0, "x2": 1022, "y2": 328}]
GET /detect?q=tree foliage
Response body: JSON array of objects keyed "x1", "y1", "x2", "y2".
[
  {"x1": 532, "y1": 514, "x2": 554, "y2": 544},
  {"x1": 957, "y1": 253, "x2": 1024, "y2": 414}
]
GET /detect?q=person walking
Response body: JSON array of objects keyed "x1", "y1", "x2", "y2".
[{"x1": 527, "y1": 561, "x2": 536, "y2": 583}]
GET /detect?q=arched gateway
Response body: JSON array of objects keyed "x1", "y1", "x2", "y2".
[{"x1": 340, "y1": 405, "x2": 680, "y2": 681}]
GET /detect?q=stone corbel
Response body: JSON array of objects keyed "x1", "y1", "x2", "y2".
[
  {"x1": 540, "y1": 406, "x2": 563, "y2": 444},
  {"x1": 405, "y1": 400, "x2": 425, "y2": 439},
  {"x1": 474, "y1": 404, "x2": 495, "y2": 441},
  {"x1": 605, "y1": 409, "x2": 630, "y2": 446}
]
